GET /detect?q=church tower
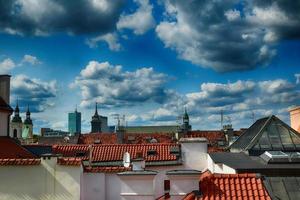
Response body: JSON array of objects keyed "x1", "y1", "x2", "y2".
[
  {"x1": 23, "y1": 105, "x2": 33, "y2": 139},
  {"x1": 179, "y1": 108, "x2": 192, "y2": 138},
  {"x1": 91, "y1": 102, "x2": 102, "y2": 133},
  {"x1": 10, "y1": 100, "x2": 23, "y2": 138}
]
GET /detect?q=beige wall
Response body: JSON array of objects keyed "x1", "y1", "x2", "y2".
[
  {"x1": 290, "y1": 106, "x2": 300, "y2": 133},
  {"x1": 0, "y1": 112, "x2": 9, "y2": 136},
  {"x1": 0, "y1": 158, "x2": 80, "y2": 200}
]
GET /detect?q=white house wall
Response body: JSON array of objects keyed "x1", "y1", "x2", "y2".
[
  {"x1": 207, "y1": 155, "x2": 236, "y2": 174},
  {"x1": 0, "y1": 158, "x2": 80, "y2": 200}
]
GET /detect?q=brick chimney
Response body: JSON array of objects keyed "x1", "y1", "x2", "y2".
[
  {"x1": 0, "y1": 75, "x2": 11, "y2": 104},
  {"x1": 289, "y1": 106, "x2": 300, "y2": 133}
]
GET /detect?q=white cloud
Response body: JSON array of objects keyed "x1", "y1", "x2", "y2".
[
  {"x1": 86, "y1": 33, "x2": 121, "y2": 51},
  {"x1": 21, "y1": 54, "x2": 41, "y2": 65},
  {"x1": 117, "y1": 0, "x2": 155, "y2": 35},
  {"x1": 225, "y1": 9, "x2": 241, "y2": 21},
  {"x1": 72, "y1": 61, "x2": 170, "y2": 108},
  {"x1": 0, "y1": 58, "x2": 16, "y2": 74}
]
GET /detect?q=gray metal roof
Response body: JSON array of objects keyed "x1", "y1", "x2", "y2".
[
  {"x1": 229, "y1": 115, "x2": 300, "y2": 153},
  {"x1": 264, "y1": 176, "x2": 300, "y2": 200},
  {"x1": 209, "y1": 152, "x2": 300, "y2": 176}
]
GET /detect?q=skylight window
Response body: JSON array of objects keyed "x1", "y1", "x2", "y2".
[{"x1": 260, "y1": 151, "x2": 300, "y2": 163}]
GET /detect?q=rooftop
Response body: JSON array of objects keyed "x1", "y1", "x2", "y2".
[
  {"x1": 0, "y1": 137, "x2": 40, "y2": 165},
  {"x1": 209, "y1": 152, "x2": 300, "y2": 176},
  {"x1": 229, "y1": 115, "x2": 300, "y2": 154}
]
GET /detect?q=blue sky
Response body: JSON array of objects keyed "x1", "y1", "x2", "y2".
[{"x1": 0, "y1": 0, "x2": 299, "y2": 133}]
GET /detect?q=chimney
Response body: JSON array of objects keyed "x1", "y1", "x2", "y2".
[
  {"x1": 223, "y1": 124, "x2": 234, "y2": 145},
  {"x1": 116, "y1": 126, "x2": 125, "y2": 144},
  {"x1": 289, "y1": 106, "x2": 300, "y2": 133},
  {"x1": 0, "y1": 75, "x2": 11, "y2": 104},
  {"x1": 179, "y1": 137, "x2": 207, "y2": 170},
  {"x1": 132, "y1": 151, "x2": 145, "y2": 171}
]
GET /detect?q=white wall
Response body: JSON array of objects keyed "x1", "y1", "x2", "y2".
[
  {"x1": 168, "y1": 175, "x2": 200, "y2": 200},
  {"x1": 180, "y1": 138, "x2": 208, "y2": 170},
  {"x1": 0, "y1": 112, "x2": 9, "y2": 136},
  {"x1": 207, "y1": 155, "x2": 236, "y2": 174},
  {"x1": 0, "y1": 158, "x2": 80, "y2": 200}
]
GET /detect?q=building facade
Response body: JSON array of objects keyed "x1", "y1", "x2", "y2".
[
  {"x1": 68, "y1": 109, "x2": 81, "y2": 135},
  {"x1": 90, "y1": 103, "x2": 108, "y2": 133}
]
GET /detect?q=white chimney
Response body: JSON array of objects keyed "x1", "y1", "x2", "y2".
[
  {"x1": 132, "y1": 151, "x2": 145, "y2": 171},
  {"x1": 0, "y1": 75, "x2": 11, "y2": 104},
  {"x1": 179, "y1": 137, "x2": 208, "y2": 171}
]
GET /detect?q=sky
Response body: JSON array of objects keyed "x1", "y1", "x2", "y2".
[{"x1": 0, "y1": 0, "x2": 299, "y2": 134}]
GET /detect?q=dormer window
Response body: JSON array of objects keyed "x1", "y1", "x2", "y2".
[{"x1": 147, "y1": 149, "x2": 157, "y2": 156}]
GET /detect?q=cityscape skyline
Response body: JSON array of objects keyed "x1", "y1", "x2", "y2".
[{"x1": 0, "y1": 0, "x2": 299, "y2": 133}]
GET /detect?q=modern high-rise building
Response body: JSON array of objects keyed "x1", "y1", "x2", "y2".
[{"x1": 68, "y1": 108, "x2": 81, "y2": 135}]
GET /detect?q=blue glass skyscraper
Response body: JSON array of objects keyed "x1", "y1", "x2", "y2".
[{"x1": 68, "y1": 108, "x2": 81, "y2": 135}]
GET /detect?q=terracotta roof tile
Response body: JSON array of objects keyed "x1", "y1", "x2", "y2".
[
  {"x1": 0, "y1": 137, "x2": 37, "y2": 159},
  {"x1": 83, "y1": 166, "x2": 132, "y2": 173},
  {"x1": 186, "y1": 131, "x2": 226, "y2": 145},
  {"x1": 0, "y1": 158, "x2": 40, "y2": 165},
  {"x1": 78, "y1": 133, "x2": 117, "y2": 144},
  {"x1": 53, "y1": 143, "x2": 179, "y2": 166},
  {"x1": 91, "y1": 143, "x2": 178, "y2": 162},
  {"x1": 182, "y1": 171, "x2": 272, "y2": 200},
  {"x1": 57, "y1": 157, "x2": 82, "y2": 166},
  {"x1": 124, "y1": 133, "x2": 175, "y2": 144}
]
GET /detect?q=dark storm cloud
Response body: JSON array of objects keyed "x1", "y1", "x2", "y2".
[
  {"x1": 0, "y1": 0, "x2": 124, "y2": 35},
  {"x1": 157, "y1": 0, "x2": 300, "y2": 72},
  {"x1": 11, "y1": 75, "x2": 57, "y2": 112}
]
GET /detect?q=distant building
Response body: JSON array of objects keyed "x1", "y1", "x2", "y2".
[
  {"x1": 10, "y1": 100, "x2": 22, "y2": 138},
  {"x1": 90, "y1": 103, "x2": 108, "y2": 133},
  {"x1": 40, "y1": 128, "x2": 69, "y2": 137},
  {"x1": 22, "y1": 105, "x2": 33, "y2": 139},
  {"x1": 68, "y1": 108, "x2": 81, "y2": 135}
]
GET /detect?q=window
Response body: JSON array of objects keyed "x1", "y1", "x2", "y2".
[
  {"x1": 13, "y1": 129, "x2": 17, "y2": 138},
  {"x1": 164, "y1": 180, "x2": 170, "y2": 192}
]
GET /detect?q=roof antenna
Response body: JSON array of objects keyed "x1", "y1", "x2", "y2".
[
  {"x1": 251, "y1": 110, "x2": 255, "y2": 123},
  {"x1": 221, "y1": 110, "x2": 224, "y2": 129}
]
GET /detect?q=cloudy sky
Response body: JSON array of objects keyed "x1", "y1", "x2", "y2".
[{"x1": 0, "y1": 0, "x2": 299, "y2": 133}]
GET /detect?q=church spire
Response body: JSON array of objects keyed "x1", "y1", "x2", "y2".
[
  {"x1": 24, "y1": 105, "x2": 32, "y2": 125},
  {"x1": 12, "y1": 99, "x2": 22, "y2": 123},
  {"x1": 94, "y1": 102, "x2": 99, "y2": 116}
]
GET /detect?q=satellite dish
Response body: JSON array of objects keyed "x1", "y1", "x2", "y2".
[{"x1": 123, "y1": 152, "x2": 130, "y2": 168}]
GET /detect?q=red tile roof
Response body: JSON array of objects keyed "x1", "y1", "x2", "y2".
[
  {"x1": 78, "y1": 133, "x2": 117, "y2": 144},
  {"x1": 83, "y1": 166, "x2": 132, "y2": 173},
  {"x1": 91, "y1": 143, "x2": 178, "y2": 162},
  {"x1": 0, "y1": 158, "x2": 41, "y2": 165},
  {"x1": 124, "y1": 133, "x2": 174, "y2": 144},
  {"x1": 0, "y1": 137, "x2": 40, "y2": 165},
  {"x1": 53, "y1": 143, "x2": 179, "y2": 166},
  {"x1": 57, "y1": 157, "x2": 82, "y2": 166},
  {"x1": 186, "y1": 131, "x2": 226, "y2": 145},
  {"x1": 52, "y1": 144, "x2": 89, "y2": 157},
  {"x1": 182, "y1": 171, "x2": 271, "y2": 200}
]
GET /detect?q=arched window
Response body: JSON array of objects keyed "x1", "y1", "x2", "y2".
[{"x1": 13, "y1": 129, "x2": 17, "y2": 138}]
